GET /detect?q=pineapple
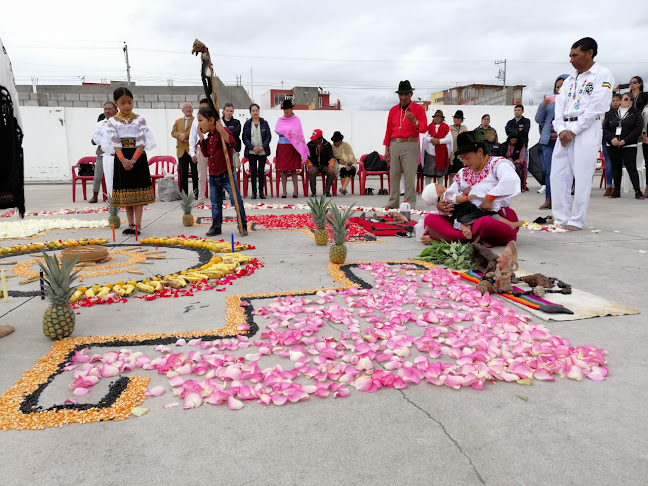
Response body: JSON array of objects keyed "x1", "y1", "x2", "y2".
[
  {"x1": 39, "y1": 251, "x2": 80, "y2": 340},
  {"x1": 107, "y1": 195, "x2": 121, "y2": 229},
  {"x1": 307, "y1": 195, "x2": 331, "y2": 245},
  {"x1": 180, "y1": 190, "x2": 195, "y2": 227},
  {"x1": 327, "y1": 204, "x2": 355, "y2": 264}
]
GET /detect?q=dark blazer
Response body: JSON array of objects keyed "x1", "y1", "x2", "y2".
[
  {"x1": 603, "y1": 107, "x2": 644, "y2": 146},
  {"x1": 242, "y1": 118, "x2": 272, "y2": 158},
  {"x1": 222, "y1": 117, "x2": 242, "y2": 153}
]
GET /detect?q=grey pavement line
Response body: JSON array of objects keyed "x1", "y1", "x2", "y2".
[
  {"x1": 398, "y1": 389, "x2": 486, "y2": 486},
  {"x1": 0, "y1": 296, "x2": 36, "y2": 320}
]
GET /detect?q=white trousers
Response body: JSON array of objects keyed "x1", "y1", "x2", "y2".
[
  {"x1": 196, "y1": 151, "x2": 208, "y2": 202},
  {"x1": 550, "y1": 122, "x2": 601, "y2": 228},
  {"x1": 104, "y1": 154, "x2": 114, "y2": 198}
]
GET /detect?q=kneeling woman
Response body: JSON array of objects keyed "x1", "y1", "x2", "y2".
[
  {"x1": 103, "y1": 87, "x2": 156, "y2": 235},
  {"x1": 422, "y1": 131, "x2": 522, "y2": 247}
]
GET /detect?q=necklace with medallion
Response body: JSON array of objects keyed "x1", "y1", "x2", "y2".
[{"x1": 399, "y1": 106, "x2": 409, "y2": 129}]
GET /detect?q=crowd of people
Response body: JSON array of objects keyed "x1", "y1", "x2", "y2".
[{"x1": 78, "y1": 36, "x2": 645, "y2": 244}]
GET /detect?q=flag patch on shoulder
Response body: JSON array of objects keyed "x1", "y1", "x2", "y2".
[{"x1": 602, "y1": 82, "x2": 611, "y2": 89}]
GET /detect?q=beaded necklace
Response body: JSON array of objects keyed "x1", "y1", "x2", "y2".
[{"x1": 115, "y1": 112, "x2": 137, "y2": 125}]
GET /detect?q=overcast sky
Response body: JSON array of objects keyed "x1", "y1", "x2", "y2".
[{"x1": 3, "y1": 0, "x2": 648, "y2": 109}]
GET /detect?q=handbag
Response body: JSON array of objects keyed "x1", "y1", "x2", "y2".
[{"x1": 78, "y1": 164, "x2": 95, "y2": 177}]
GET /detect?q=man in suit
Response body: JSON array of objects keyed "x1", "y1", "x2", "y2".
[{"x1": 172, "y1": 103, "x2": 197, "y2": 197}]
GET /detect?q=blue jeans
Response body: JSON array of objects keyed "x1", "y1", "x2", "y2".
[
  {"x1": 601, "y1": 142, "x2": 614, "y2": 187},
  {"x1": 541, "y1": 141, "x2": 556, "y2": 198},
  {"x1": 209, "y1": 172, "x2": 247, "y2": 229}
]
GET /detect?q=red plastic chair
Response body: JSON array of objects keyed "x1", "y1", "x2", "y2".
[
  {"x1": 72, "y1": 156, "x2": 107, "y2": 202},
  {"x1": 416, "y1": 172, "x2": 449, "y2": 193},
  {"x1": 358, "y1": 154, "x2": 390, "y2": 196},
  {"x1": 303, "y1": 170, "x2": 338, "y2": 196},
  {"x1": 241, "y1": 157, "x2": 274, "y2": 198},
  {"x1": 596, "y1": 151, "x2": 606, "y2": 188},
  {"x1": 148, "y1": 156, "x2": 177, "y2": 198},
  {"x1": 274, "y1": 157, "x2": 307, "y2": 197}
]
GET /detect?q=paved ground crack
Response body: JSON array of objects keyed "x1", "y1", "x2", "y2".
[{"x1": 398, "y1": 390, "x2": 486, "y2": 485}]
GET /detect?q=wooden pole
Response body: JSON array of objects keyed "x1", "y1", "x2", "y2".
[{"x1": 192, "y1": 40, "x2": 245, "y2": 236}]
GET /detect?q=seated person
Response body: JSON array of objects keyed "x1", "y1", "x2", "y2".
[
  {"x1": 422, "y1": 131, "x2": 522, "y2": 247},
  {"x1": 331, "y1": 131, "x2": 356, "y2": 195},
  {"x1": 306, "y1": 129, "x2": 335, "y2": 197},
  {"x1": 499, "y1": 132, "x2": 526, "y2": 191},
  {"x1": 424, "y1": 183, "x2": 522, "y2": 241}
]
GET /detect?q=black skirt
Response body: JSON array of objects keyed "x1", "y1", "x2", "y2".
[
  {"x1": 112, "y1": 147, "x2": 155, "y2": 206},
  {"x1": 453, "y1": 201, "x2": 495, "y2": 225},
  {"x1": 0, "y1": 87, "x2": 25, "y2": 216}
]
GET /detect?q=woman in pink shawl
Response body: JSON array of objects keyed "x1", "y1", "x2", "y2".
[{"x1": 274, "y1": 98, "x2": 309, "y2": 198}]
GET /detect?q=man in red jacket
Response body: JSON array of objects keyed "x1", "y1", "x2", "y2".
[{"x1": 383, "y1": 80, "x2": 428, "y2": 209}]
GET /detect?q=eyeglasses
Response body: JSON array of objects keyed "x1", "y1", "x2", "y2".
[
  {"x1": 622, "y1": 97, "x2": 632, "y2": 101},
  {"x1": 630, "y1": 80, "x2": 639, "y2": 84}
]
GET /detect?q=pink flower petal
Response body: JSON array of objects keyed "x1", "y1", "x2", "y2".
[
  {"x1": 73, "y1": 387, "x2": 90, "y2": 396},
  {"x1": 145, "y1": 386, "x2": 166, "y2": 397},
  {"x1": 228, "y1": 396, "x2": 244, "y2": 410},
  {"x1": 163, "y1": 402, "x2": 180, "y2": 409},
  {"x1": 183, "y1": 392, "x2": 203, "y2": 409}
]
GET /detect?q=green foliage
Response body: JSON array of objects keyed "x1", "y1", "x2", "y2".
[{"x1": 416, "y1": 240, "x2": 473, "y2": 270}]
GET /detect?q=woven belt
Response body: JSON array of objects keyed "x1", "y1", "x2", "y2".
[
  {"x1": 120, "y1": 138, "x2": 136, "y2": 148},
  {"x1": 391, "y1": 137, "x2": 418, "y2": 143}
]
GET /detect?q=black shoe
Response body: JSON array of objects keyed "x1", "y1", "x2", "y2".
[
  {"x1": 281, "y1": 194, "x2": 287, "y2": 198},
  {"x1": 122, "y1": 228, "x2": 134, "y2": 235},
  {"x1": 609, "y1": 191, "x2": 620, "y2": 199},
  {"x1": 260, "y1": 193, "x2": 266, "y2": 199},
  {"x1": 251, "y1": 193, "x2": 257, "y2": 200},
  {"x1": 340, "y1": 189, "x2": 347, "y2": 195},
  {"x1": 325, "y1": 192, "x2": 331, "y2": 197},
  {"x1": 311, "y1": 192, "x2": 317, "y2": 197},
  {"x1": 293, "y1": 194, "x2": 298, "y2": 198},
  {"x1": 635, "y1": 191, "x2": 645, "y2": 200},
  {"x1": 206, "y1": 226, "x2": 222, "y2": 236},
  {"x1": 242, "y1": 227, "x2": 249, "y2": 236}
]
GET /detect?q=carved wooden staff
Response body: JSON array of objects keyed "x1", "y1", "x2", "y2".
[{"x1": 191, "y1": 39, "x2": 245, "y2": 236}]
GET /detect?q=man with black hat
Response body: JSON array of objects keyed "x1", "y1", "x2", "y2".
[
  {"x1": 383, "y1": 80, "x2": 428, "y2": 209},
  {"x1": 305, "y1": 129, "x2": 336, "y2": 197},
  {"x1": 449, "y1": 110, "x2": 468, "y2": 179},
  {"x1": 331, "y1": 131, "x2": 357, "y2": 195}
]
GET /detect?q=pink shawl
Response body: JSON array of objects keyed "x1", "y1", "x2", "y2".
[{"x1": 275, "y1": 115, "x2": 309, "y2": 162}]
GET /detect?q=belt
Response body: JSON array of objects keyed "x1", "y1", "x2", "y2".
[
  {"x1": 391, "y1": 137, "x2": 418, "y2": 143},
  {"x1": 564, "y1": 115, "x2": 601, "y2": 122},
  {"x1": 120, "y1": 137, "x2": 136, "y2": 148}
]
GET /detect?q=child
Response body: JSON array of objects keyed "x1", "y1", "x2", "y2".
[
  {"x1": 423, "y1": 183, "x2": 522, "y2": 240},
  {"x1": 102, "y1": 87, "x2": 155, "y2": 235},
  {"x1": 197, "y1": 107, "x2": 248, "y2": 237}
]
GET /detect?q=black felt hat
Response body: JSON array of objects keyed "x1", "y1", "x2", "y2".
[
  {"x1": 395, "y1": 80, "x2": 415, "y2": 94},
  {"x1": 453, "y1": 110, "x2": 465, "y2": 120},
  {"x1": 331, "y1": 131, "x2": 344, "y2": 142},
  {"x1": 454, "y1": 131, "x2": 482, "y2": 156}
]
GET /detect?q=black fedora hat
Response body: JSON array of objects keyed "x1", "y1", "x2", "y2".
[
  {"x1": 453, "y1": 110, "x2": 465, "y2": 120},
  {"x1": 331, "y1": 131, "x2": 344, "y2": 142},
  {"x1": 454, "y1": 131, "x2": 483, "y2": 156},
  {"x1": 395, "y1": 80, "x2": 415, "y2": 94},
  {"x1": 281, "y1": 98, "x2": 294, "y2": 109}
]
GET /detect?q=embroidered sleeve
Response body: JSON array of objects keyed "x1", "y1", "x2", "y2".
[
  {"x1": 136, "y1": 116, "x2": 157, "y2": 151},
  {"x1": 101, "y1": 120, "x2": 119, "y2": 154}
]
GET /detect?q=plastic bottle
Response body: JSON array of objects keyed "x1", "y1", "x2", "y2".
[{"x1": 399, "y1": 200, "x2": 411, "y2": 220}]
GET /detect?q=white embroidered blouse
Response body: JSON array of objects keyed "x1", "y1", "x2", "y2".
[{"x1": 101, "y1": 114, "x2": 156, "y2": 154}]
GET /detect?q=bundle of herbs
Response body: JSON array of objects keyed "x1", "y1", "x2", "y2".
[{"x1": 415, "y1": 241, "x2": 473, "y2": 270}]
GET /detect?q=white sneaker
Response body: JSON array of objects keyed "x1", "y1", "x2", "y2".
[{"x1": 537, "y1": 185, "x2": 546, "y2": 194}]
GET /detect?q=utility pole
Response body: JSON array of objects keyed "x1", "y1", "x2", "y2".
[
  {"x1": 250, "y1": 67, "x2": 254, "y2": 102},
  {"x1": 495, "y1": 59, "x2": 507, "y2": 89},
  {"x1": 123, "y1": 42, "x2": 131, "y2": 85}
]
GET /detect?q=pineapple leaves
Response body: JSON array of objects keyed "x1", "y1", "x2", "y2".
[{"x1": 38, "y1": 251, "x2": 81, "y2": 302}]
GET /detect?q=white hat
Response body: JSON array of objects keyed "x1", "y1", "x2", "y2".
[{"x1": 422, "y1": 183, "x2": 439, "y2": 206}]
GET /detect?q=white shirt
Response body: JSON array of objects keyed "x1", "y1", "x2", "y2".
[
  {"x1": 422, "y1": 124, "x2": 453, "y2": 156},
  {"x1": 101, "y1": 114, "x2": 156, "y2": 154},
  {"x1": 188, "y1": 117, "x2": 207, "y2": 158},
  {"x1": 92, "y1": 119, "x2": 114, "y2": 155},
  {"x1": 554, "y1": 63, "x2": 615, "y2": 136}
]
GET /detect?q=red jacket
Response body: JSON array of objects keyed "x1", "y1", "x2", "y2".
[{"x1": 200, "y1": 129, "x2": 235, "y2": 176}]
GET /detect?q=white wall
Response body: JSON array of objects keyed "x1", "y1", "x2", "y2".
[{"x1": 20, "y1": 104, "x2": 541, "y2": 182}]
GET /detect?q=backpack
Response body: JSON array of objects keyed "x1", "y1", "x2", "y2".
[{"x1": 363, "y1": 151, "x2": 388, "y2": 172}]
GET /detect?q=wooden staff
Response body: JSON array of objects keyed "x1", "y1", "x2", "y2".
[{"x1": 191, "y1": 39, "x2": 245, "y2": 236}]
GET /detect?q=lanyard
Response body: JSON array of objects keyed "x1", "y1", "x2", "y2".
[{"x1": 617, "y1": 109, "x2": 630, "y2": 126}]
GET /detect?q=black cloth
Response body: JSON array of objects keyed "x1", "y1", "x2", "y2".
[
  {"x1": 242, "y1": 118, "x2": 272, "y2": 158},
  {"x1": 453, "y1": 201, "x2": 496, "y2": 225},
  {"x1": 634, "y1": 92, "x2": 648, "y2": 113},
  {"x1": 528, "y1": 144, "x2": 544, "y2": 185},
  {"x1": 505, "y1": 116, "x2": 531, "y2": 145},
  {"x1": 112, "y1": 148, "x2": 154, "y2": 206},
  {"x1": 340, "y1": 166, "x2": 357, "y2": 179},
  {"x1": 0, "y1": 86, "x2": 24, "y2": 216},
  {"x1": 248, "y1": 153, "x2": 267, "y2": 195},
  {"x1": 608, "y1": 146, "x2": 641, "y2": 194},
  {"x1": 178, "y1": 150, "x2": 198, "y2": 198},
  {"x1": 307, "y1": 138, "x2": 335, "y2": 167},
  {"x1": 222, "y1": 117, "x2": 242, "y2": 153},
  {"x1": 602, "y1": 107, "x2": 644, "y2": 146},
  {"x1": 449, "y1": 155, "x2": 464, "y2": 174}
]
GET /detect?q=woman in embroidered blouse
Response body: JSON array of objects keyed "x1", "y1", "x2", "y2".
[
  {"x1": 422, "y1": 131, "x2": 521, "y2": 247},
  {"x1": 242, "y1": 103, "x2": 272, "y2": 199},
  {"x1": 102, "y1": 87, "x2": 156, "y2": 235}
]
